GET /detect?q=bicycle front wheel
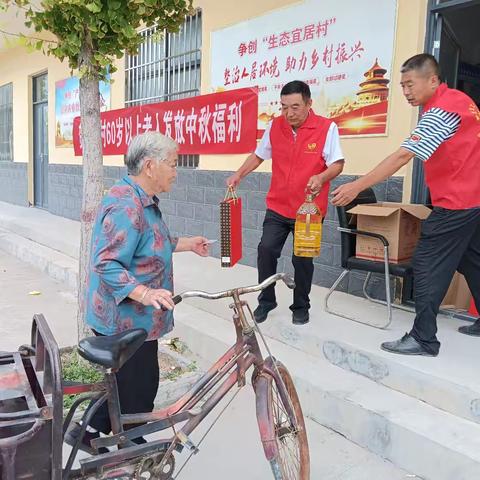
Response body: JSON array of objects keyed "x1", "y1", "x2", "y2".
[{"x1": 255, "y1": 360, "x2": 310, "y2": 480}]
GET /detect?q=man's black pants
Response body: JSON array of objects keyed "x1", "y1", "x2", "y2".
[
  {"x1": 89, "y1": 334, "x2": 159, "y2": 434},
  {"x1": 257, "y1": 209, "x2": 314, "y2": 312},
  {"x1": 410, "y1": 207, "x2": 480, "y2": 355}
]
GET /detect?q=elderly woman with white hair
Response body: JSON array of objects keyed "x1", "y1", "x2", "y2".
[{"x1": 66, "y1": 132, "x2": 209, "y2": 453}]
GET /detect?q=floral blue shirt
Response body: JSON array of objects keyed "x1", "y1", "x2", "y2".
[{"x1": 85, "y1": 175, "x2": 178, "y2": 340}]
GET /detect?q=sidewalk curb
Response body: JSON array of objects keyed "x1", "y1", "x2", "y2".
[{"x1": 0, "y1": 227, "x2": 78, "y2": 291}]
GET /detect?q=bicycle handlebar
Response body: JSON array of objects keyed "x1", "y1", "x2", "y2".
[{"x1": 172, "y1": 273, "x2": 295, "y2": 306}]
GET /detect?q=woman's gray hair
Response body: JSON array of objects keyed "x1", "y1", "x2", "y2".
[{"x1": 125, "y1": 132, "x2": 178, "y2": 175}]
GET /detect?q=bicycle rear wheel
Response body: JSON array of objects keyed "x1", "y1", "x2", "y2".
[{"x1": 255, "y1": 360, "x2": 310, "y2": 480}]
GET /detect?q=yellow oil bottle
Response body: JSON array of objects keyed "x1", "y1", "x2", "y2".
[{"x1": 294, "y1": 193, "x2": 322, "y2": 257}]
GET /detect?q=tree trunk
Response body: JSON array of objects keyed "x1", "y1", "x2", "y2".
[{"x1": 76, "y1": 45, "x2": 104, "y2": 341}]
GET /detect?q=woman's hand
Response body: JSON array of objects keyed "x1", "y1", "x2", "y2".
[
  {"x1": 189, "y1": 236, "x2": 210, "y2": 257},
  {"x1": 141, "y1": 287, "x2": 175, "y2": 310},
  {"x1": 174, "y1": 236, "x2": 210, "y2": 255}
]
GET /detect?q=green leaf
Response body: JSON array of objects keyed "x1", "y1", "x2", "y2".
[
  {"x1": 3, "y1": 0, "x2": 193, "y2": 105},
  {"x1": 85, "y1": 2, "x2": 102, "y2": 13},
  {"x1": 108, "y1": 0, "x2": 121, "y2": 9}
]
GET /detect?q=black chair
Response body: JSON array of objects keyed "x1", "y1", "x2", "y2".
[{"x1": 324, "y1": 188, "x2": 414, "y2": 329}]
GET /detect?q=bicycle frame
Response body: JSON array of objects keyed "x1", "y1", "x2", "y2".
[
  {"x1": 0, "y1": 273, "x2": 300, "y2": 480},
  {"x1": 65, "y1": 276, "x2": 299, "y2": 479}
]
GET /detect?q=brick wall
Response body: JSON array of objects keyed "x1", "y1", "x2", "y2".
[
  {"x1": 159, "y1": 170, "x2": 403, "y2": 299},
  {"x1": 43, "y1": 165, "x2": 404, "y2": 298},
  {"x1": 48, "y1": 164, "x2": 126, "y2": 220},
  {"x1": 0, "y1": 162, "x2": 28, "y2": 206}
]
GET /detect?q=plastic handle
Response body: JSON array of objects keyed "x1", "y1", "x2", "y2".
[
  {"x1": 160, "y1": 294, "x2": 182, "y2": 311},
  {"x1": 172, "y1": 295, "x2": 182, "y2": 305}
]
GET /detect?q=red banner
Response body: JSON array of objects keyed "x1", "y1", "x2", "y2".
[{"x1": 73, "y1": 87, "x2": 258, "y2": 156}]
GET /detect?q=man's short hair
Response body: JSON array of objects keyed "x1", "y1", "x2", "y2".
[
  {"x1": 280, "y1": 81, "x2": 311, "y2": 103},
  {"x1": 400, "y1": 53, "x2": 441, "y2": 78}
]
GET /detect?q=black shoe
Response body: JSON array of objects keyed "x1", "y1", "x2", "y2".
[
  {"x1": 65, "y1": 422, "x2": 109, "y2": 455},
  {"x1": 380, "y1": 333, "x2": 438, "y2": 357},
  {"x1": 458, "y1": 319, "x2": 480, "y2": 337},
  {"x1": 292, "y1": 310, "x2": 309, "y2": 325},
  {"x1": 253, "y1": 302, "x2": 277, "y2": 323}
]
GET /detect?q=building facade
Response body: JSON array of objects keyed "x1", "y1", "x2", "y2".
[{"x1": 1, "y1": 0, "x2": 479, "y2": 296}]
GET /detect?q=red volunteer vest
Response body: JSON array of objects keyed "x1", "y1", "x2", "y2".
[
  {"x1": 422, "y1": 83, "x2": 480, "y2": 210},
  {"x1": 267, "y1": 111, "x2": 332, "y2": 219}
]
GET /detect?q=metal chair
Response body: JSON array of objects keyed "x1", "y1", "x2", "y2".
[{"x1": 324, "y1": 188, "x2": 414, "y2": 329}]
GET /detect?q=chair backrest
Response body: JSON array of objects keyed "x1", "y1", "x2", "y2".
[{"x1": 336, "y1": 187, "x2": 377, "y2": 267}]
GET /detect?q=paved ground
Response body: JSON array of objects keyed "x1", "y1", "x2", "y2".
[
  {"x1": 0, "y1": 249, "x2": 78, "y2": 350},
  {"x1": 167, "y1": 387, "x2": 416, "y2": 480},
  {"x1": 1, "y1": 250, "x2": 415, "y2": 479}
]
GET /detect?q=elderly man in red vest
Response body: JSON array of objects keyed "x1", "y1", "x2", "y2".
[
  {"x1": 333, "y1": 53, "x2": 480, "y2": 356},
  {"x1": 227, "y1": 80, "x2": 345, "y2": 325}
]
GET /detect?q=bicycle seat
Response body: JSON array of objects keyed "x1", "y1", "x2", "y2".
[{"x1": 78, "y1": 329, "x2": 148, "y2": 370}]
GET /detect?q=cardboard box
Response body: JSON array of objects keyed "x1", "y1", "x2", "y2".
[
  {"x1": 347, "y1": 202, "x2": 431, "y2": 264},
  {"x1": 441, "y1": 272, "x2": 472, "y2": 311}
]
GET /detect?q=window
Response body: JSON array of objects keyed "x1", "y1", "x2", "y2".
[
  {"x1": 125, "y1": 11, "x2": 202, "y2": 168},
  {"x1": 0, "y1": 83, "x2": 13, "y2": 162},
  {"x1": 33, "y1": 74, "x2": 48, "y2": 103}
]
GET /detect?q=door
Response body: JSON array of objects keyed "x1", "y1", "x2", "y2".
[
  {"x1": 436, "y1": 17, "x2": 461, "y2": 88},
  {"x1": 33, "y1": 73, "x2": 48, "y2": 208}
]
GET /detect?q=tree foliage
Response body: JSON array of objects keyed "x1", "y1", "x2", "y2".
[
  {"x1": 1, "y1": 0, "x2": 193, "y2": 340},
  {"x1": 1, "y1": 0, "x2": 193, "y2": 79}
]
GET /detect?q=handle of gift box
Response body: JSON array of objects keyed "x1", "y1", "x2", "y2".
[{"x1": 224, "y1": 185, "x2": 239, "y2": 203}]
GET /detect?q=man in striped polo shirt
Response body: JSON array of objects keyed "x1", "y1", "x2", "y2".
[{"x1": 332, "y1": 53, "x2": 480, "y2": 357}]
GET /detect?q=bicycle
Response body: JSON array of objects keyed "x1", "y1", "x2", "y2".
[{"x1": 0, "y1": 272, "x2": 310, "y2": 480}]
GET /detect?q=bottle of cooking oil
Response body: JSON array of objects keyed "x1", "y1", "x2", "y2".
[{"x1": 294, "y1": 193, "x2": 322, "y2": 257}]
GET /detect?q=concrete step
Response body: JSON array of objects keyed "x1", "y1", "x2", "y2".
[
  {"x1": 172, "y1": 255, "x2": 480, "y2": 427},
  {"x1": 0, "y1": 227, "x2": 78, "y2": 290},
  {"x1": 249, "y1": 294, "x2": 480, "y2": 427},
  {"x1": 0, "y1": 201, "x2": 80, "y2": 259},
  {"x1": 173, "y1": 301, "x2": 480, "y2": 480},
  {"x1": 322, "y1": 339, "x2": 480, "y2": 425}
]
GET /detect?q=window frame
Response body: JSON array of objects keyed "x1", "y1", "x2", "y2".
[
  {"x1": 0, "y1": 82, "x2": 14, "y2": 162},
  {"x1": 125, "y1": 11, "x2": 202, "y2": 168}
]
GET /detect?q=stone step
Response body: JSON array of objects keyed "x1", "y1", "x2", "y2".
[
  {"x1": 0, "y1": 227, "x2": 78, "y2": 291},
  {"x1": 173, "y1": 301, "x2": 480, "y2": 480},
  {"x1": 172, "y1": 264, "x2": 480, "y2": 427},
  {"x1": 0, "y1": 201, "x2": 80, "y2": 259},
  {"x1": 322, "y1": 339, "x2": 480, "y2": 425}
]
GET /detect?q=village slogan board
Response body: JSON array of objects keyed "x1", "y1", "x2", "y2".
[{"x1": 211, "y1": 0, "x2": 397, "y2": 136}]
